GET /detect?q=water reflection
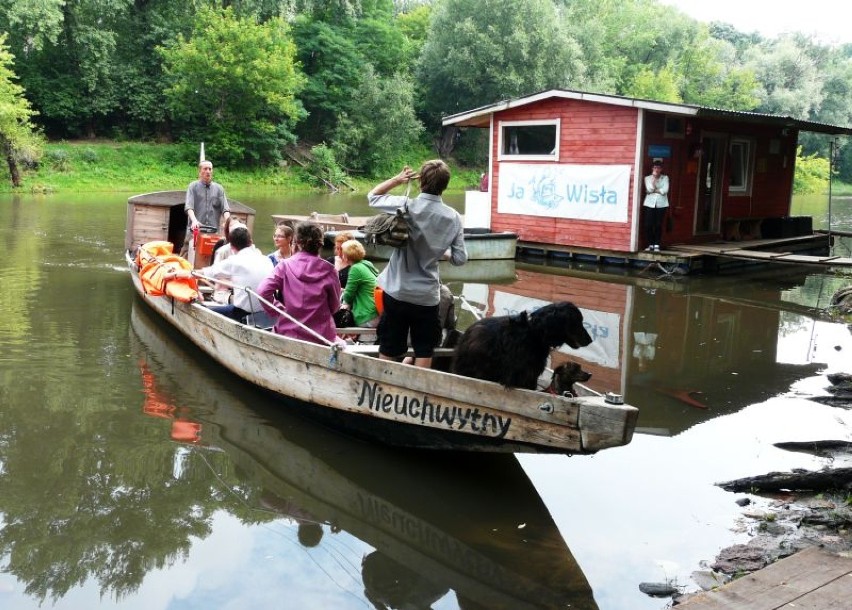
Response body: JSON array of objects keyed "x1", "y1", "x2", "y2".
[
  {"x1": 129, "y1": 302, "x2": 598, "y2": 609},
  {"x1": 447, "y1": 262, "x2": 848, "y2": 438},
  {"x1": 1, "y1": 190, "x2": 851, "y2": 608}
]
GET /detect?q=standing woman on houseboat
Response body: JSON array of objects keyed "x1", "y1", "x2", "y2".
[{"x1": 643, "y1": 159, "x2": 669, "y2": 252}]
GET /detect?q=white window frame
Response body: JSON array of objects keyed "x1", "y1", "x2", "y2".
[
  {"x1": 728, "y1": 137, "x2": 754, "y2": 195},
  {"x1": 497, "y1": 119, "x2": 560, "y2": 161}
]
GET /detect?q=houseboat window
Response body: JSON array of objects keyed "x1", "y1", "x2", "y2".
[
  {"x1": 729, "y1": 138, "x2": 753, "y2": 194},
  {"x1": 498, "y1": 120, "x2": 559, "y2": 161}
]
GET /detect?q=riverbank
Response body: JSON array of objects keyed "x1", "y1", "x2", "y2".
[{"x1": 7, "y1": 141, "x2": 482, "y2": 194}]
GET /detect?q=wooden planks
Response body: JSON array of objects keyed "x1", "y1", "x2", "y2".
[{"x1": 678, "y1": 547, "x2": 852, "y2": 609}]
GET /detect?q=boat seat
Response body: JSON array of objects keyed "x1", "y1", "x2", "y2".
[
  {"x1": 244, "y1": 310, "x2": 275, "y2": 330},
  {"x1": 344, "y1": 345, "x2": 456, "y2": 360}
]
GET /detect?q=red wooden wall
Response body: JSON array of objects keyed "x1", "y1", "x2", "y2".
[
  {"x1": 489, "y1": 98, "x2": 639, "y2": 251},
  {"x1": 486, "y1": 96, "x2": 799, "y2": 251}
]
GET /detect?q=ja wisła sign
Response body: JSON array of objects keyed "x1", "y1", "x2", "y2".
[{"x1": 497, "y1": 162, "x2": 631, "y2": 223}]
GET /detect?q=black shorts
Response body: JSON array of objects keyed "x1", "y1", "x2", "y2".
[{"x1": 377, "y1": 293, "x2": 441, "y2": 359}]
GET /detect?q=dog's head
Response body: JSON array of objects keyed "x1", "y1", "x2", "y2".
[
  {"x1": 550, "y1": 362, "x2": 592, "y2": 395},
  {"x1": 530, "y1": 302, "x2": 592, "y2": 349}
]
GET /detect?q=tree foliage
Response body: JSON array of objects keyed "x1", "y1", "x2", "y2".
[
  {"x1": 332, "y1": 66, "x2": 424, "y2": 175},
  {"x1": 158, "y1": 6, "x2": 306, "y2": 166},
  {"x1": 0, "y1": 34, "x2": 43, "y2": 186},
  {"x1": 794, "y1": 146, "x2": 831, "y2": 194},
  {"x1": 417, "y1": 0, "x2": 586, "y2": 131},
  {"x1": 0, "y1": 0, "x2": 848, "y2": 179}
]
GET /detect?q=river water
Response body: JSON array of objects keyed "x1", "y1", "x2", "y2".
[{"x1": 1, "y1": 189, "x2": 851, "y2": 609}]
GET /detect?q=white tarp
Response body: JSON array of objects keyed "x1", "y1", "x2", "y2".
[{"x1": 497, "y1": 162, "x2": 631, "y2": 223}]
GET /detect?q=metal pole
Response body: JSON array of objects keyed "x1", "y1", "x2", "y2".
[{"x1": 828, "y1": 137, "x2": 835, "y2": 244}]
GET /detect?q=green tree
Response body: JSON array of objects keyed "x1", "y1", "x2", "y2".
[
  {"x1": 677, "y1": 36, "x2": 759, "y2": 109},
  {"x1": 395, "y1": 2, "x2": 432, "y2": 66},
  {"x1": 4, "y1": 0, "x2": 133, "y2": 138},
  {"x1": 623, "y1": 65, "x2": 681, "y2": 102},
  {"x1": 417, "y1": 0, "x2": 586, "y2": 156},
  {"x1": 291, "y1": 16, "x2": 366, "y2": 144},
  {"x1": 158, "y1": 6, "x2": 306, "y2": 166},
  {"x1": 794, "y1": 146, "x2": 830, "y2": 194},
  {"x1": 332, "y1": 66, "x2": 424, "y2": 175},
  {"x1": 743, "y1": 34, "x2": 828, "y2": 118},
  {"x1": 0, "y1": 34, "x2": 42, "y2": 187}
]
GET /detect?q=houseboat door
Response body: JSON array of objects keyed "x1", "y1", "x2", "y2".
[{"x1": 695, "y1": 135, "x2": 725, "y2": 234}]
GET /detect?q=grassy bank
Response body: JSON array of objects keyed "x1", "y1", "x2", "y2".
[
  {"x1": 7, "y1": 140, "x2": 848, "y2": 196},
  {"x1": 7, "y1": 141, "x2": 482, "y2": 194}
]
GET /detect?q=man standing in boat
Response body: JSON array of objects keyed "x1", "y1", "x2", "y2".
[
  {"x1": 183, "y1": 159, "x2": 230, "y2": 258},
  {"x1": 368, "y1": 160, "x2": 467, "y2": 369}
]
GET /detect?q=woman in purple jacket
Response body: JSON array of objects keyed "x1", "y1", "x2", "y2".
[{"x1": 257, "y1": 221, "x2": 341, "y2": 344}]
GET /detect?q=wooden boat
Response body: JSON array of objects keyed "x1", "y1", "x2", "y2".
[
  {"x1": 272, "y1": 212, "x2": 519, "y2": 261},
  {"x1": 127, "y1": 194, "x2": 638, "y2": 454},
  {"x1": 131, "y1": 301, "x2": 600, "y2": 608}
]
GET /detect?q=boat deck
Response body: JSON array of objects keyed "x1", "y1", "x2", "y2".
[
  {"x1": 677, "y1": 547, "x2": 852, "y2": 609},
  {"x1": 517, "y1": 233, "x2": 841, "y2": 273}
]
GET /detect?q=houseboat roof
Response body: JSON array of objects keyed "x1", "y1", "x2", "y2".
[{"x1": 442, "y1": 88, "x2": 852, "y2": 136}]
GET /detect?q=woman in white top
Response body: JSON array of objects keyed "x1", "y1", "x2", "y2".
[{"x1": 642, "y1": 159, "x2": 670, "y2": 252}]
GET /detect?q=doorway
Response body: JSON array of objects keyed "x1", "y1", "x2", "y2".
[{"x1": 695, "y1": 135, "x2": 725, "y2": 234}]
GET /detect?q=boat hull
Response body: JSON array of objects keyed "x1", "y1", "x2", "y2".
[{"x1": 128, "y1": 255, "x2": 636, "y2": 454}]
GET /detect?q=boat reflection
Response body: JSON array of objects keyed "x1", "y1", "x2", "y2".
[
  {"x1": 449, "y1": 262, "x2": 827, "y2": 436},
  {"x1": 131, "y1": 302, "x2": 599, "y2": 610}
]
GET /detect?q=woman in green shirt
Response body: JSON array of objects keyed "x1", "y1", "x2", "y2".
[{"x1": 339, "y1": 240, "x2": 380, "y2": 327}]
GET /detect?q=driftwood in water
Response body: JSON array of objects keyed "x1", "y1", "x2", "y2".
[
  {"x1": 718, "y1": 467, "x2": 852, "y2": 493},
  {"x1": 806, "y1": 372, "x2": 852, "y2": 407},
  {"x1": 774, "y1": 440, "x2": 852, "y2": 459}
]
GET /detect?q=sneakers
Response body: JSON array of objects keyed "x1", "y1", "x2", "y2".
[
  {"x1": 652, "y1": 244, "x2": 661, "y2": 252},
  {"x1": 645, "y1": 245, "x2": 654, "y2": 252},
  {"x1": 645, "y1": 244, "x2": 661, "y2": 253}
]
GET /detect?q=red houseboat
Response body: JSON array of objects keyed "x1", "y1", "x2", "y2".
[{"x1": 443, "y1": 89, "x2": 852, "y2": 272}]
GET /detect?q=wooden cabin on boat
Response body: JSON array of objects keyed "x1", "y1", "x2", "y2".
[
  {"x1": 444, "y1": 89, "x2": 852, "y2": 258},
  {"x1": 126, "y1": 190, "x2": 256, "y2": 267}
]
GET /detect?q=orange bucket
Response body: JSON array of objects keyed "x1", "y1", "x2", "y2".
[{"x1": 195, "y1": 233, "x2": 221, "y2": 256}]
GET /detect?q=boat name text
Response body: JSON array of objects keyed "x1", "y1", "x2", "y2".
[{"x1": 356, "y1": 381, "x2": 511, "y2": 437}]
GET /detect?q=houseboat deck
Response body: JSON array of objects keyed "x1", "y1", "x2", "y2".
[{"x1": 517, "y1": 233, "x2": 843, "y2": 274}]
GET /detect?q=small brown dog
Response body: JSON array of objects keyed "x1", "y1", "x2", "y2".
[{"x1": 546, "y1": 362, "x2": 592, "y2": 396}]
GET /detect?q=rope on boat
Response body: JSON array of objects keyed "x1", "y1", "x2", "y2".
[
  {"x1": 191, "y1": 272, "x2": 343, "y2": 360},
  {"x1": 457, "y1": 294, "x2": 484, "y2": 320}
]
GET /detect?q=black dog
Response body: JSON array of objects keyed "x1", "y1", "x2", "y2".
[
  {"x1": 451, "y1": 302, "x2": 592, "y2": 389},
  {"x1": 546, "y1": 362, "x2": 592, "y2": 396}
]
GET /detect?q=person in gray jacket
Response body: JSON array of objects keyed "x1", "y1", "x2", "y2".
[{"x1": 368, "y1": 160, "x2": 467, "y2": 368}]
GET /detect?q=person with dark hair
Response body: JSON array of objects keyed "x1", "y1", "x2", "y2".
[
  {"x1": 257, "y1": 221, "x2": 342, "y2": 344},
  {"x1": 643, "y1": 158, "x2": 670, "y2": 252},
  {"x1": 368, "y1": 160, "x2": 467, "y2": 368},
  {"x1": 198, "y1": 225, "x2": 272, "y2": 322}
]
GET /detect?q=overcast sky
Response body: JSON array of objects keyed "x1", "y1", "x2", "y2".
[{"x1": 661, "y1": 0, "x2": 849, "y2": 45}]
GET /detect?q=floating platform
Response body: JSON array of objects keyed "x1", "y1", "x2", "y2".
[
  {"x1": 517, "y1": 233, "x2": 839, "y2": 274},
  {"x1": 677, "y1": 546, "x2": 852, "y2": 609}
]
